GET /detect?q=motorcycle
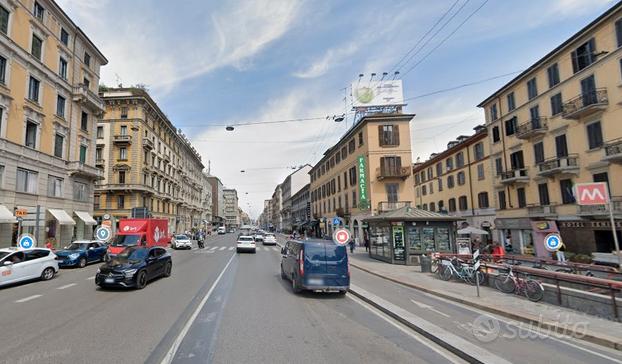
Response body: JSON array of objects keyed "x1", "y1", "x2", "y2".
[{"x1": 197, "y1": 239, "x2": 205, "y2": 249}]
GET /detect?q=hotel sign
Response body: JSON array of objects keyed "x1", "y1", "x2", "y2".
[{"x1": 358, "y1": 155, "x2": 370, "y2": 210}]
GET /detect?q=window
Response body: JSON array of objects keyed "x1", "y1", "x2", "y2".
[
  {"x1": 96, "y1": 148, "x2": 102, "y2": 161},
  {"x1": 490, "y1": 104, "x2": 498, "y2": 121},
  {"x1": 358, "y1": 132, "x2": 363, "y2": 147},
  {"x1": 447, "y1": 175, "x2": 454, "y2": 188},
  {"x1": 341, "y1": 147, "x2": 346, "y2": 160},
  {"x1": 550, "y1": 93, "x2": 563, "y2": 115},
  {"x1": 436, "y1": 162, "x2": 442, "y2": 176},
  {"x1": 507, "y1": 92, "x2": 515, "y2": 112},
  {"x1": 457, "y1": 171, "x2": 465, "y2": 185},
  {"x1": 474, "y1": 143, "x2": 484, "y2": 160},
  {"x1": 427, "y1": 167, "x2": 433, "y2": 180},
  {"x1": 455, "y1": 152, "x2": 464, "y2": 168},
  {"x1": 120, "y1": 125, "x2": 128, "y2": 135},
  {"x1": 505, "y1": 117, "x2": 517, "y2": 136},
  {"x1": 54, "y1": 133, "x2": 63, "y2": 158},
  {"x1": 547, "y1": 63, "x2": 560, "y2": 88},
  {"x1": 538, "y1": 183, "x2": 550, "y2": 205},
  {"x1": 352, "y1": 190, "x2": 357, "y2": 207},
  {"x1": 121, "y1": 107, "x2": 128, "y2": 119},
  {"x1": 60, "y1": 28, "x2": 69, "y2": 46},
  {"x1": 48, "y1": 176, "x2": 63, "y2": 197},
  {"x1": 415, "y1": 173, "x2": 420, "y2": 185},
  {"x1": 79, "y1": 145, "x2": 87, "y2": 163},
  {"x1": 0, "y1": 56, "x2": 5, "y2": 84},
  {"x1": 448, "y1": 198, "x2": 456, "y2": 212},
  {"x1": 28, "y1": 76, "x2": 40, "y2": 102},
  {"x1": 119, "y1": 171, "x2": 126, "y2": 184},
  {"x1": 477, "y1": 164, "x2": 485, "y2": 180},
  {"x1": 16, "y1": 168, "x2": 38, "y2": 193},
  {"x1": 437, "y1": 177, "x2": 443, "y2": 192},
  {"x1": 335, "y1": 151, "x2": 341, "y2": 164},
  {"x1": 510, "y1": 150, "x2": 525, "y2": 170},
  {"x1": 533, "y1": 142, "x2": 544, "y2": 164},
  {"x1": 119, "y1": 147, "x2": 127, "y2": 160},
  {"x1": 422, "y1": 185, "x2": 427, "y2": 196},
  {"x1": 0, "y1": 6, "x2": 8, "y2": 34},
  {"x1": 478, "y1": 192, "x2": 489, "y2": 208},
  {"x1": 81, "y1": 112, "x2": 88, "y2": 131},
  {"x1": 587, "y1": 121, "x2": 603, "y2": 149},
  {"x1": 117, "y1": 195, "x2": 125, "y2": 208},
  {"x1": 458, "y1": 196, "x2": 468, "y2": 211},
  {"x1": 429, "y1": 202, "x2": 436, "y2": 212},
  {"x1": 422, "y1": 203, "x2": 428, "y2": 211},
  {"x1": 517, "y1": 187, "x2": 527, "y2": 208},
  {"x1": 348, "y1": 139, "x2": 355, "y2": 153},
  {"x1": 84, "y1": 52, "x2": 91, "y2": 67},
  {"x1": 429, "y1": 182, "x2": 433, "y2": 194},
  {"x1": 97, "y1": 126, "x2": 103, "y2": 138},
  {"x1": 386, "y1": 183, "x2": 398, "y2": 203},
  {"x1": 34, "y1": 2, "x2": 44, "y2": 20},
  {"x1": 527, "y1": 77, "x2": 538, "y2": 100},
  {"x1": 445, "y1": 158, "x2": 453, "y2": 171},
  {"x1": 31, "y1": 34, "x2": 42, "y2": 60},
  {"x1": 379, "y1": 125, "x2": 399, "y2": 146},
  {"x1": 560, "y1": 179, "x2": 575, "y2": 204},
  {"x1": 83, "y1": 77, "x2": 90, "y2": 88},
  {"x1": 529, "y1": 105, "x2": 540, "y2": 122},
  {"x1": 555, "y1": 134, "x2": 568, "y2": 157},
  {"x1": 56, "y1": 95, "x2": 65, "y2": 117},
  {"x1": 498, "y1": 190, "x2": 507, "y2": 210},
  {"x1": 25, "y1": 120, "x2": 37, "y2": 148},
  {"x1": 59, "y1": 57, "x2": 68, "y2": 79},
  {"x1": 571, "y1": 38, "x2": 596, "y2": 73},
  {"x1": 492, "y1": 126, "x2": 500, "y2": 143}
]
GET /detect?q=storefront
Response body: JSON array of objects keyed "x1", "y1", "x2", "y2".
[
  {"x1": 0, "y1": 205, "x2": 17, "y2": 247},
  {"x1": 494, "y1": 218, "x2": 534, "y2": 255},
  {"x1": 558, "y1": 220, "x2": 622, "y2": 255},
  {"x1": 46, "y1": 209, "x2": 76, "y2": 249},
  {"x1": 74, "y1": 211, "x2": 97, "y2": 240},
  {"x1": 364, "y1": 206, "x2": 462, "y2": 266}
]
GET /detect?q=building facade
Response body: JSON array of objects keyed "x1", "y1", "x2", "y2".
[
  {"x1": 413, "y1": 126, "x2": 496, "y2": 243},
  {"x1": 280, "y1": 165, "x2": 311, "y2": 233},
  {"x1": 270, "y1": 184, "x2": 282, "y2": 231},
  {"x1": 223, "y1": 188, "x2": 239, "y2": 229},
  {"x1": 289, "y1": 183, "x2": 310, "y2": 233},
  {"x1": 94, "y1": 88, "x2": 204, "y2": 234},
  {"x1": 201, "y1": 172, "x2": 212, "y2": 230},
  {"x1": 478, "y1": 2, "x2": 622, "y2": 255},
  {"x1": 309, "y1": 114, "x2": 416, "y2": 242},
  {"x1": 0, "y1": 0, "x2": 107, "y2": 248},
  {"x1": 206, "y1": 175, "x2": 224, "y2": 227}
]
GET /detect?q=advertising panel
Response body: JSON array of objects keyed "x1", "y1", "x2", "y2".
[{"x1": 352, "y1": 80, "x2": 404, "y2": 108}]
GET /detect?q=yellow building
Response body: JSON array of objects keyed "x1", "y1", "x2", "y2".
[
  {"x1": 413, "y1": 125, "x2": 496, "y2": 244},
  {"x1": 309, "y1": 113, "x2": 416, "y2": 242},
  {"x1": 478, "y1": 2, "x2": 622, "y2": 255},
  {"x1": 0, "y1": 0, "x2": 107, "y2": 248},
  {"x1": 95, "y1": 88, "x2": 205, "y2": 233}
]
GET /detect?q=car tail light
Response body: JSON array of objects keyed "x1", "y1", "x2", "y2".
[
  {"x1": 347, "y1": 262, "x2": 350, "y2": 277},
  {"x1": 299, "y1": 250, "x2": 304, "y2": 276}
]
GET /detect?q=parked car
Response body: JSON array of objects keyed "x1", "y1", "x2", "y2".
[
  {"x1": 95, "y1": 246, "x2": 172, "y2": 289},
  {"x1": 55, "y1": 241, "x2": 108, "y2": 268},
  {"x1": 0, "y1": 248, "x2": 59, "y2": 287},
  {"x1": 172, "y1": 234, "x2": 192, "y2": 250},
  {"x1": 263, "y1": 234, "x2": 277, "y2": 245},
  {"x1": 236, "y1": 235, "x2": 256, "y2": 253},
  {"x1": 280, "y1": 239, "x2": 349, "y2": 295}
]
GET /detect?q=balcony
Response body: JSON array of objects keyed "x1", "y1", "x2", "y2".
[
  {"x1": 577, "y1": 199, "x2": 622, "y2": 217},
  {"x1": 498, "y1": 168, "x2": 529, "y2": 185},
  {"x1": 72, "y1": 84, "x2": 105, "y2": 112},
  {"x1": 142, "y1": 138, "x2": 154, "y2": 150},
  {"x1": 163, "y1": 154, "x2": 171, "y2": 163},
  {"x1": 376, "y1": 166, "x2": 410, "y2": 180},
  {"x1": 113, "y1": 135, "x2": 132, "y2": 144},
  {"x1": 602, "y1": 139, "x2": 622, "y2": 163},
  {"x1": 537, "y1": 155, "x2": 579, "y2": 177},
  {"x1": 516, "y1": 118, "x2": 548, "y2": 139},
  {"x1": 95, "y1": 158, "x2": 105, "y2": 167},
  {"x1": 561, "y1": 88, "x2": 608, "y2": 120},
  {"x1": 99, "y1": 183, "x2": 155, "y2": 194},
  {"x1": 527, "y1": 205, "x2": 557, "y2": 218},
  {"x1": 67, "y1": 161, "x2": 103, "y2": 180},
  {"x1": 377, "y1": 201, "x2": 411, "y2": 213}
]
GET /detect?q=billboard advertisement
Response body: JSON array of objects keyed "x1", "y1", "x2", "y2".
[{"x1": 352, "y1": 80, "x2": 404, "y2": 108}]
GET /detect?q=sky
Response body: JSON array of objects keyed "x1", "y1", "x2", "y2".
[{"x1": 58, "y1": 0, "x2": 617, "y2": 218}]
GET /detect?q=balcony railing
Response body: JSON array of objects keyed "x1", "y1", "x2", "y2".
[
  {"x1": 537, "y1": 155, "x2": 579, "y2": 177},
  {"x1": 98, "y1": 183, "x2": 155, "y2": 194},
  {"x1": 142, "y1": 138, "x2": 154, "y2": 150},
  {"x1": 527, "y1": 205, "x2": 557, "y2": 217},
  {"x1": 516, "y1": 118, "x2": 548, "y2": 139},
  {"x1": 67, "y1": 161, "x2": 103, "y2": 180},
  {"x1": 561, "y1": 88, "x2": 608, "y2": 119},
  {"x1": 376, "y1": 166, "x2": 410, "y2": 180},
  {"x1": 377, "y1": 201, "x2": 411, "y2": 213},
  {"x1": 577, "y1": 198, "x2": 622, "y2": 216},
  {"x1": 603, "y1": 138, "x2": 622, "y2": 163},
  {"x1": 499, "y1": 168, "x2": 529, "y2": 185},
  {"x1": 95, "y1": 158, "x2": 105, "y2": 166},
  {"x1": 113, "y1": 135, "x2": 132, "y2": 144},
  {"x1": 72, "y1": 84, "x2": 104, "y2": 112}
]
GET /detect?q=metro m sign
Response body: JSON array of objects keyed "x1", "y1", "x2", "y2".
[{"x1": 575, "y1": 182, "x2": 609, "y2": 205}]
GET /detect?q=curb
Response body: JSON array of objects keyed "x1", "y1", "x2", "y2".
[{"x1": 349, "y1": 261, "x2": 622, "y2": 351}]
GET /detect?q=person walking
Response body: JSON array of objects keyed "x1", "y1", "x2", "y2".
[
  {"x1": 348, "y1": 237, "x2": 355, "y2": 254},
  {"x1": 557, "y1": 243, "x2": 567, "y2": 263}
]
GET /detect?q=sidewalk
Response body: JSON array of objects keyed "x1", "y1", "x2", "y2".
[{"x1": 348, "y1": 248, "x2": 622, "y2": 350}]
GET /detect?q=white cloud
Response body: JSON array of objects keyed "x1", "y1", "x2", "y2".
[
  {"x1": 293, "y1": 42, "x2": 359, "y2": 78},
  {"x1": 552, "y1": 0, "x2": 616, "y2": 15}
]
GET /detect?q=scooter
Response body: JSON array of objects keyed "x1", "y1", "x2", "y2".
[{"x1": 197, "y1": 239, "x2": 205, "y2": 249}]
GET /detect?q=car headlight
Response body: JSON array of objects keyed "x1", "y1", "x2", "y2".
[
  {"x1": 123, "y1": 269, "x2": 138, "y2": 278},
  {"x1": 69, "y1": 253, "x2": 80, "y2": 259}
]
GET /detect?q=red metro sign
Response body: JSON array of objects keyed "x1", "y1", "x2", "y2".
[
  {"x1": 333, "y1": 228, "x2": 351, "y2": 246},
  {"x1": 575, "y1": 182, "x2": 609, "y2": 206}
]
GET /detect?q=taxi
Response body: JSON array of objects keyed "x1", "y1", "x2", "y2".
[{"x1": 0, "y1": 247, "x2": 59, "y2": 287}]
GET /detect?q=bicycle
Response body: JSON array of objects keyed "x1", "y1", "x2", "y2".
[
  {"x1": 430, "y1": 253, "x2": 440, "y2": 274},
  {"x1": 494, "y1": 265, "x2": 544, "y2": 302},
  {"x1": 438, "y1": 258, "x2": 486, "y2": 285}
]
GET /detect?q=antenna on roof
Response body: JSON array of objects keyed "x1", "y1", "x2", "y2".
[{"x1": 115, "y1": 73, "x2": 123, "y2": 88}]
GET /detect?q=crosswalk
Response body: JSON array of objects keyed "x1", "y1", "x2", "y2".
[{"x1": 191, "y1": 246, "x2": 280, "y2": 252}]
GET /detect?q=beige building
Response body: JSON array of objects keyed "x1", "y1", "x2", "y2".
[
  {"x1": 478, "y1": 2, "x2": 622, "y2": 255},
  {"x1": 95, "y1": 88, "x2": 204, "y2": 233},
  {"x1": 413, "y1": 126, "x2": 496, "y2": 242},
  {"x1": 0, "y1": 0, "x2": 107, "y2": 248},
  {"x1": 309, "y1": 113, "x2": 416, "y2": 242},
  {"x1": 223, "y1": 188, "x2": 239, "y2": 229}
]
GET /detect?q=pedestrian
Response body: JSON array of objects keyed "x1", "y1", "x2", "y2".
[
  {"x1": 556, "y1": 243, "x2": 567, "y2": 263},
  {"x1": 364, "y1": 233, "x2": 369, "y2": 252},
  {"x1": 348, "y1": 238, "x2": 355, "y2": 254}
]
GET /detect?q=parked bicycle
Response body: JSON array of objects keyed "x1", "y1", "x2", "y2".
[
  {"x1": 494, "y1": 265, "x2": 544, "y2": 302},
  {"x1": 430, "y1": 253, "x2": 440, "y2": 274},
  {"x1": 438, "y1": 258, "x2": 486, "y2": 285}
]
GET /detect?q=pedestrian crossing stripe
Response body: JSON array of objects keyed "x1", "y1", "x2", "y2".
[
  {"x1": 210, "y1": 247, "x2": 217, "y2": 250},
  {"x1": 219, "y1": 247, "x2": 226, "y2": 250},
  {"x1": 228, "y1": 247, "x2": 234, "y2": 250}
]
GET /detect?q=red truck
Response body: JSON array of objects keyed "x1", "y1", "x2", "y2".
[{"x1": 108, "y1": 218, "x2": 171, "y2": 256}]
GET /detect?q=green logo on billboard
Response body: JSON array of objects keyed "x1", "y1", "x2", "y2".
[{"x1": 358, "y1": 155, "x2": 370, "y2": 210}]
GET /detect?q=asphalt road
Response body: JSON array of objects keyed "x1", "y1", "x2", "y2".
[{"x1": 0, "y1": 234, "x2": 461, "y2": 364}]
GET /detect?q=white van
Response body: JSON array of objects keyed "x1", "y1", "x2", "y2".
[{"x1": 217, "y1": 226, "x2": 226, "y2": 235}]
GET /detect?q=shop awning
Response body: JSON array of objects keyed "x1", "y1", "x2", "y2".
[
  {"x1": 48, "y1": 209, "x2": 76, "y2": 225},
  {"x1": 75, "y1": 211, "x2": 97, "y2": 225},
  {"x1": 0, "y1": 205, "x2": 16, "y2": 223}
]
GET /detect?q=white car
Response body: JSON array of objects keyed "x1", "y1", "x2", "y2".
[
  {"x1": 217, "y1": 227, "x2": 226, "y2": 235},
  {"x1": 263, "y1": 234, "x2": 277, "y2": 245},
  {"x1": 0, "y1": 247, "x2": 59, "y2": 287},
  {"x1": 172, "y1": 234, "x2": 192, "y2": 250},
  {"x1": 236, "y1": 235, "x2": 256, "y2": 253}
]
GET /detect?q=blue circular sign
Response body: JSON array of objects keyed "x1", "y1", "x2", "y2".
[
  {"x1": 95, "y1": 226, "x2": 112, "y2": 242},
  {"x1": 18, "y1": 234, "x2": 35, "y2": 250},
  {"x1": 544, "y1": 233, "x2": 562, "y2": 252},
  {"x1": 332, "y1": 217, "x2": 341, "y2": 226}
]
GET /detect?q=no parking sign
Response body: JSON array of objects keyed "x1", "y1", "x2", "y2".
[
  {"x1": 544, "y1": 233, "x2": 562, "y2": 252},
  {"x1": 17, "y1": 234, "x2": 36, "y2": 250}
]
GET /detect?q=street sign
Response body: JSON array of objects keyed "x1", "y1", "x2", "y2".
[
  {"x1": 576, "y1": 182, "x2": 609, "y2": 205},
  {"x1": 333, "y1": 228, "x2": 350, "y2": 246},
  {"x1": 473, "y1": 249, "x2": 480, "y2": 261},
  {"x1": 332, "y1": 217, "x2": 341, "y2": 226},
  {"x1": 544, "y1": 233, "x2": 562, "y2": 252},
  {"x1": 17, "y1": 234, "x2": 36, "y2": 250},
  {"x1": 15, "y1": 209, "x2": 27, "y2": 218},
  {"x1": 473, "y1": 260, "x2": 481, "y2": 272},
  {"x1": 95, "y1": 226, "x2": 112, "y2": 242},
  {"x1": 472, "y1": 248, "x2": 481, "y2": 297}
]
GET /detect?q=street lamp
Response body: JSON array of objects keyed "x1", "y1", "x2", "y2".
[{"x1": 225, "y1": 126, "x2": 235, "y2": 131}]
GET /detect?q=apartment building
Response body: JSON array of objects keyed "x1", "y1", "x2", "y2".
[
  {"x1": 223, "y1": 189, "x2": 239, "y2": 229},
  {"x1": 413, "y1": 126, "x2": 496, "y2": 242},
  {"x1": 206, "y1": 175, "x2": 224, "y2": 226},
  {"x1": 309, "y1": 113, "x2": 416, "y2": 242},
  {"x1": 0, "y1": 0, "x2": 107, "y2": 248},
  {"x1": 478, "y1": 2, "x2": 622, "y2": 255},
  {"x1": 280, "y1": 165, "x2": 311, "y2": 233},
  {"x1": 201, "y1": 172, "x2": 212, "y2": 229},
  {"x1": 95, "y1": 88, "x2": 204, "y2": 233},
  {"x1": 270, "y1": 184, "x2": 282, "y2": 231},
  {"x1": 289, "y1": 183, "x2": 310, "y2": 232}
]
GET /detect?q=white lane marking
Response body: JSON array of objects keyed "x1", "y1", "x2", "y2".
[
  {"x1": 219, "y1": 246, "x2": 226, "y2": 251},
  {"x1": 210, "y1": 247, "x2": 217, "y2": 251},
  {"x1": 272, "y1": 247, "x2": 279, "y2": 252},
  {"x1": 348, "y1": 294, "x2": 462, "y2": 364},
  {"x1": 57, "y1": 283, "x2": 77, "y2": 290},
  {"x1": 228, "y1": 247, "x2": 234, "y2": 251},
  {"x1": 15, "y1": 295, "x2": 42, "y2": 303},
  {"x1": 86, "y1": 276, "x2": 95, "y2": 280},
  {"x1": 161, "y1": 253, "x2": 236, "y2": 364},
  {"x1": 410, "y1": 299, "x2": 451, "y2": 318}
]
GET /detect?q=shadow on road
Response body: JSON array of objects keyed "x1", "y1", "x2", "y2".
[{"x1": 274, "y1": 273, "x2": 346, "y2": 300}]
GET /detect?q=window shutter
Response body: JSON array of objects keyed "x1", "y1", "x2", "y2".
[
  {"x1": 378, "y1": 125, "x2": 384, "y2": 146},
  {"x1": 393, "y1": 125, "x2": 400, "y2": 145},
  {"x1": 571, "y1": 50, "x2": 579, "y2": 73}
]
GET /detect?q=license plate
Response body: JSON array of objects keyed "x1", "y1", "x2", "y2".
[
  {"x1": 308, "y1": 278, "x2": 323, "y2": 285},
  {"x1": 105, "y1": 278, "x2": 114, "y2": 284}
]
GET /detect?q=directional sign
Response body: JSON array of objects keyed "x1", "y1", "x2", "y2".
[
  {"x1": 576, "y1": 182, "x2": 609, "y2": 205},
  {"x1": 333, "y1": 228, "x2": 350, "y2": 246},
  {"x1": 15, "y1": 209, "x2": 27, "y2": 218},
  {"x1": 473, "y1": 249, "x2": 480, "y2": 261},
  {"x1": 544, "y1": 233, "x2": 562, "y2": 252},
  {"x1": 473, "y1": 260, "x2": 481, "y2": 272},
  {"x1": 332, "y1": 217, "x2": 341, "y2": 226},
  {"x1": 17, "y1": 234, "x2": 36, "y2": 250},
  {"x1": 95, "y1": 226, "x2": 112, "y2": 242}
]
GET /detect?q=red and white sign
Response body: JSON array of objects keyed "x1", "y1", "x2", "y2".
[
  {"x1": 333, "y1": 228, "x2": 351, "y2": 246},
  {"x1": 576, "y1": 182, "x2": 609, "y2": 206}
]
